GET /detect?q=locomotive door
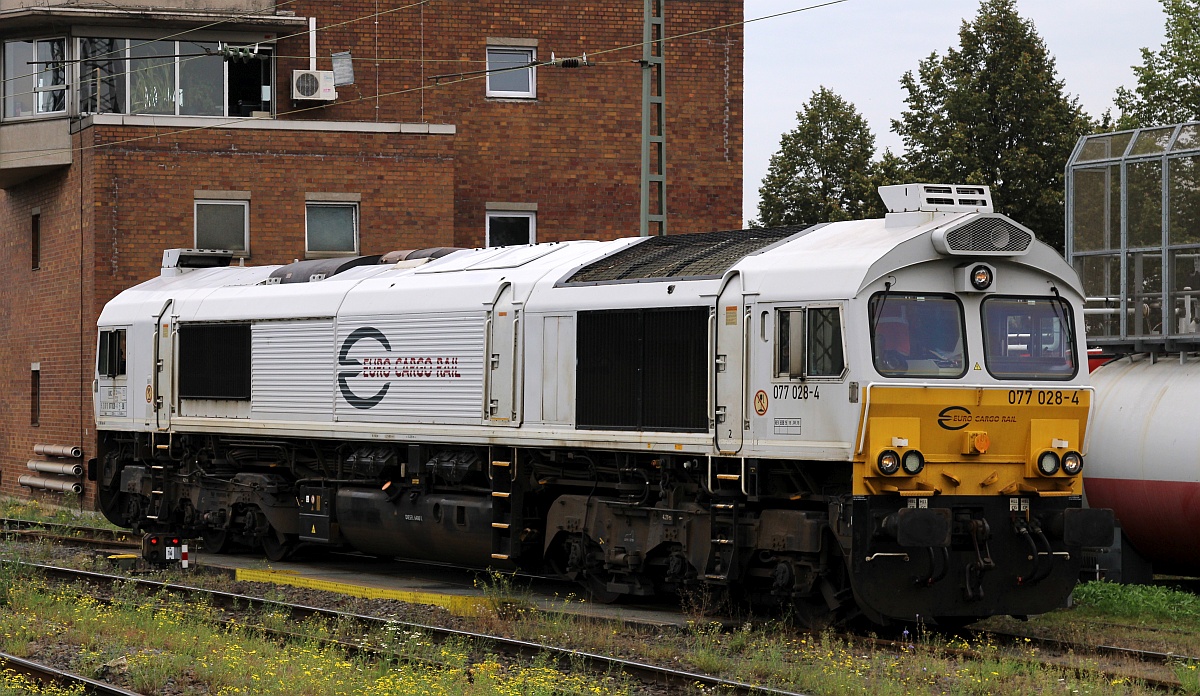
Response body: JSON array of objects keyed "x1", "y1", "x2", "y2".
[
  {"x1": 714, "y1": 274, "x2": 746, "y2": 453},
  {"x1": 485, "y1": 283, "x2": 522, "y2": 426},
  {"x1": 153, "y1": 299, "x2": 174, "y2": 430}
]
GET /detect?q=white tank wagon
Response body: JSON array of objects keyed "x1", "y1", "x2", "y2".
[
  {"x1": 1085, "y1": 358, "x2": 1200, "y2": 576},
  {"x1": 90, "y1": 184, "x2": 1112, "y2": 625}
]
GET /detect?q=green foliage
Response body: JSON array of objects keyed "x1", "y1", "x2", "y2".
[
  {"x1": 756, "y1": 87, "x2": 907, "y2": 227},
  {"x1": 1072, "y1": 580, "x2": 1200, "y2": 624},
  {"x1": 1115, "y1": 0, "x2": 1200, "y2": 128},
  {"x1": 893, "y1": 0, "x2": 1091, "y2": 251}
]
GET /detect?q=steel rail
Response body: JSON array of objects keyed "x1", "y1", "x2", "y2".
[
  {"x1": 19, "y1": 562, "x2": 807, "y2": 696},
  {"x1": 0, "y1": 650, "x2": 143, "y2": 696}
]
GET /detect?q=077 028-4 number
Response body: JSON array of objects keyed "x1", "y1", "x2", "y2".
[
  {"x1": 773, "y1": 384, "x2": 819, "y2": 400},
  {"x1": 1007, "y1": 389, "x2": 1079, "y2": 406}
]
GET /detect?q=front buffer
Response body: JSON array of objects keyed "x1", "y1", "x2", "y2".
[{"x1": 846, "y1": 494, "x2": 1113, "y2": 623}]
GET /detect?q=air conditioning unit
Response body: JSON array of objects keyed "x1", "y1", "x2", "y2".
[{"x1": 291, "y1": 70, "x2": 337, "y2": 101}]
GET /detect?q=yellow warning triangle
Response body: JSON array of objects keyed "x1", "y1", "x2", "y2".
[
  {"x1": 311, "y1": 525, "x2": 317, "y2": 534},
  {"x1": 973, "y1": 362, "x2": 982, "y2": 370}
]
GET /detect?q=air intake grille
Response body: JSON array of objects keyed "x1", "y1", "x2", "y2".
[
  {"x1": 563, "y1": 226, "x2": 811, "y2": 285},
  {"x1": 941, "y1": 217, "x2": 1032, "y2": 254}
]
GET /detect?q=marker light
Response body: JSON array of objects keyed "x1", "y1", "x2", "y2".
[
  {"x1": 971, "y1": 264, "x2": 994, "y2": 291},
  {"x1": 901, "y1": 450, "x2": 925, "y2": 475},
  {"x1": 1061, "y1": 451, "x2": 1083, "y2": 476},
  {"x1": 1037, "y1": 450, "x2": 1060, "y2": 476},
  {"x1": 877, "y1": 450, "x2": 901, "y2": 476}
]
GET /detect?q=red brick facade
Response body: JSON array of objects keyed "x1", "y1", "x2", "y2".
[{"x1": 0, "y1": 1, "x2": 743, "y2": 505}]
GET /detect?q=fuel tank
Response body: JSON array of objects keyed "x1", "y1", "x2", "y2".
[
  {"x1": 335, "y1": 488, "x2": 494, "y2": 566},
  {"x1": 1086, "y1": 357, "x2": 1200, "y2": 574}
]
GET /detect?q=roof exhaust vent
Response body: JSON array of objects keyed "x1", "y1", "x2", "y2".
[{"x1": 879, "y1": 183, "x2": 994, "y2": 214}]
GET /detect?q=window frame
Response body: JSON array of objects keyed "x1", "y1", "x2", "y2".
[
  {"x1": 31, "y1": 211, "x2": 40, "y2": 270},
  {"x1": 772, "y1": 305, "x2": 847, "y2": 381},
  {"x1": 305, "y1": 201, "x2": 360, "y2": 258},
  {"x1": 980, "y1": 295, "x2": 1079, "y2": 381},
  {"x1": 194, "y1": 199, "x2": 250, "y2": 256},
  {"x1": 486, "y1": 210, "x2": 537, "y2": 247},
  {"x1": 868, "y1": 292, "x2": 968, "y2": 379},
  {"x1": 485, "y1": 46, "x2": 536, "y2": 99},
  {"x1": 4, "y1": 37, "x2": 67, "y2": 120}
]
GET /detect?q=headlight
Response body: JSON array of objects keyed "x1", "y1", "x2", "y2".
[
  {"x1": 877, "y1": 450, "x2": 900, "y2": 476},
  {"x1": 1062, "y1": 451, "x2": 1083, "y2": 476},
  {"x1": 901, "y1": 450, "x2": 925, "y2": 475},
  {"x1": 1037, "y1": 450, "x2": 1060, "y2": 476},
  {"x1": 971, "y1": 264, "x2": 993, "y2": 291}
]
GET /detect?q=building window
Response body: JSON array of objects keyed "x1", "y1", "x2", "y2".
[
  {"x1": 195, "y1": 199, "x2": 249, "y2": 255},
  {"x1": 31, "y1": 212, "x2": 40, "y2": 270},
  {"x1": 79, "y1": 38, "x2": 269, "y2": 117},
  {"x1": 486, "y1": 211, "x2": 536, "y2": 246},
  {"x1": 306, "y1": 202, "x2": 359, "y2": 257},
  {"x1": 30, "y1": 364, "x2": 40, "y2": 427},
  {"x1": 486, "y1": 47, "x2": 536, "y2": 99},
  {"x1": 4, "y1": 38, "x2": 66, "y2": 118}
]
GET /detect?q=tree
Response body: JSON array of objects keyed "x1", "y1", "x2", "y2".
[
  {"x1": 892, "y1": 0, "x2": 1091, "y2": 251},
  {"x1": 756, "y1": 87, "x2": 892, "y2": 227},
  {"x1": 1114, "y1": 0, "x2": 1200, "y2": 128}
]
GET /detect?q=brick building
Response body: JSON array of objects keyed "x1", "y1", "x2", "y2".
[{"x1": 0, "y1": 0, "x2": 744, "y2": 504}]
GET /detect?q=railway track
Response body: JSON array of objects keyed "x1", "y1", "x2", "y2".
[
  {"x1": 17, "y1": 562, "x2": 804, "y2": 696},
  {"x1": 1, "y1": 519, "x2": 1192, "y2": 693},
  {"x1": 0, "y1": 649, "x2": 142, "y2": 695}
]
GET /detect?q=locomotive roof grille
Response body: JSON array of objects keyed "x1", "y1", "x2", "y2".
[
  {"x1": 932, "y1": 215, "x2": 1033, "y2": 256},
  {"x1": 561, "y1": 225, "x2": 812, "y2": 285}
]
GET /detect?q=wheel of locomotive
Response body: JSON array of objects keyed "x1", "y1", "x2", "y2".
[
  {"x1": 261, "y1": 528, "x2": 297, "y2": 562},
  {"x1": 201, "y1": 528, "x2": 232, "y2": 554}
]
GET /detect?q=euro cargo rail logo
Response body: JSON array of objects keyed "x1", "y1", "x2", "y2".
[
  {"x1": 337, "y1": 327, "x2": 465, "y2": 410},
  {"x1": 339, "y1": 327, "x2": 392, "y2": 409},
  {"x1": 937, "y1": 405, "x2": 1017, "y2": 430}
]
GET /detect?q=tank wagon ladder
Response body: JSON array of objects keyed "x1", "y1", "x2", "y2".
[{"x1": 489, "y1": 447, "x2": 520, "y2": 565}]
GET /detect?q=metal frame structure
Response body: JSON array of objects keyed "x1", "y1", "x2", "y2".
[
  {"x1": 640, "y1": 0, "x2": 666, "y2": 237},
  {"x1": 1065, "y1": 122, "x2": 1200, "y2": 353}
]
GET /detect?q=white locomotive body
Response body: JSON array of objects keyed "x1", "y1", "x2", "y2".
[{"x1": 92, "y1": 185, "x2": 1113, "y2": 624}]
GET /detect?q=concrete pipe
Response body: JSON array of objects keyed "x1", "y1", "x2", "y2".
[
  {"x1": 33, "y1": 444, "x2": 82, "y2": 459},
  {"x1": 18, "y1": 475, "x2": 82, "y2": 495},
  {"x1": 27, "y1": 460, "x2": 83, "y2": 477}
]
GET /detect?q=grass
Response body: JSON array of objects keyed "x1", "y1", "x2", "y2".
[
  {"x1": 1073, "y1": 580, "x2": 1200, "y2": 625},
  {"x1": 0, "y1": 575, "x2": 632, "y2": 695}
]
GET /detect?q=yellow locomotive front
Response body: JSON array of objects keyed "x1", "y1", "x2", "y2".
[{"x1": 843, "y1": 244, "x2": 1113, "y2": 622}]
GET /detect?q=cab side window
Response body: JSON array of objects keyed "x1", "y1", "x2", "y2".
[
  {"x1": 776, "y1": 307, "x2": 845, "y2": 379},
  {"x1": 97, "y1": 329, "x2": 126, "y2": 378}
]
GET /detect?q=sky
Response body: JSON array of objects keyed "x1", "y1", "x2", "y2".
[{"x1": 742, "y1": 0, "x2": 1168, "y2": 223}]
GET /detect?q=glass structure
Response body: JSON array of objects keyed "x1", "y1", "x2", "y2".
[{"x1": 1066, "y1": 122, "x2": 1200, "y2": 348}]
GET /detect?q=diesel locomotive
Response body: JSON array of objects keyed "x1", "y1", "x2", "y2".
[{"x1": 90, "y1": 183, "x2": 1113, "y2": 625}]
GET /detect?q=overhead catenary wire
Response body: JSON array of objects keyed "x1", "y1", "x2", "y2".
[{"x1": 0, "y1": 0, "x2": 850, "y2": 165}]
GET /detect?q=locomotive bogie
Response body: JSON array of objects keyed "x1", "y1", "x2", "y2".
[{"x1": 91, "y1": 185, "x2": 1112, "y2": 624}]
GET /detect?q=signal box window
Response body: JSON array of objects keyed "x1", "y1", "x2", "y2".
[
  {"x1": 487, "y1": 211, "x2": 535, "y2": 246},
  {"x1": 306, "y1": 202, "x2": 359, "y2": 257},
  {"x1": 4, "y1": 38, "x2": 66, "y2": 118},
  {"x1": 79, "y1": 38, "x2": 271, "y2": 117},
  {"x1": 981, "y1": 296, "x2": 1077, "y2": 380},
  {"x1": 486, "y1": 47, "x2": 536, "y2": 99},
  {"x1": 776, "y1": 307, "x2": 845, "y2": 379},
  {"x1": 97, "y1": 329, "x2": 126, "y2": 378},
  {"x1": 195, "y1": 200, "x2": 249, "y2": 255},
  {"x1": 870, "y1": 294, "x2": 966, "y2": 378}
]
